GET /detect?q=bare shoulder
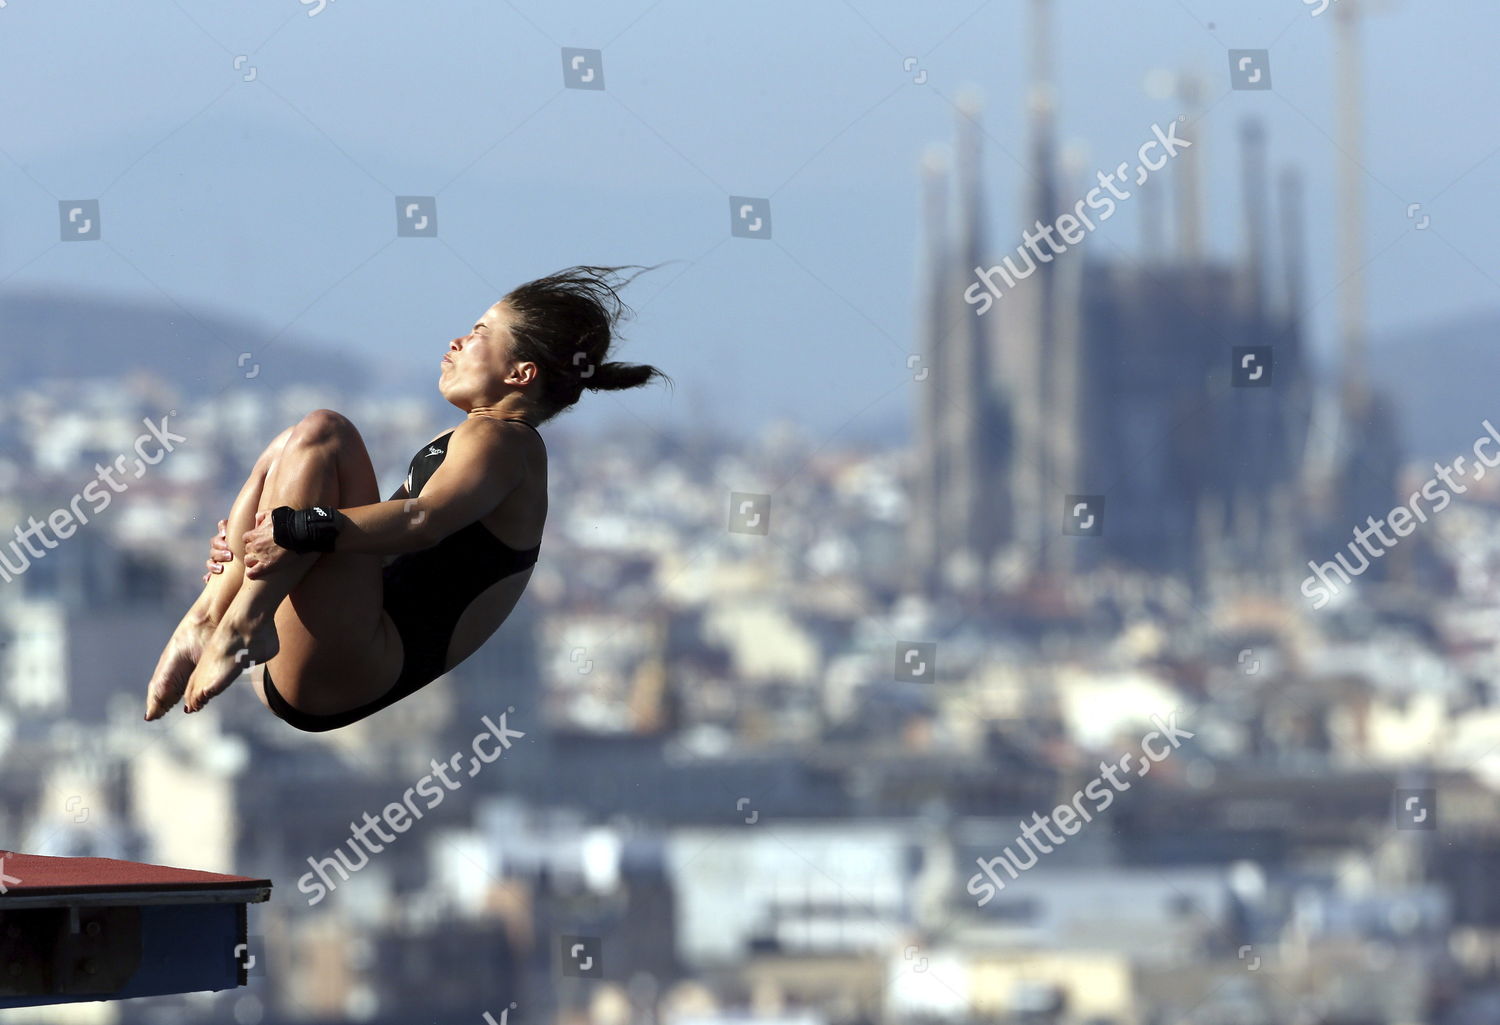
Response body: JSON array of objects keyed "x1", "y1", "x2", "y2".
[
  {"x1": 449, "y1": 418, "x2": 546, "y2": 480},
  {"x1": 467, "y1": 417, "x2": 545, "y2": 457}
]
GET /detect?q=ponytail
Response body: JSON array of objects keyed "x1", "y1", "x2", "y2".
[{"x1": 584, "y1": 360, "x2": 670, "y2": 393}]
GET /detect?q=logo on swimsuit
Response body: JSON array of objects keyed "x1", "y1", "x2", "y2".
[{"x1": 426, "y1": 446, "x2": 443, "y2": 457}]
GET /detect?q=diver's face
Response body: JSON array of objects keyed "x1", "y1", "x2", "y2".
[{"x1": 439, "y1": 301, "x2": 529, "y2": 409}]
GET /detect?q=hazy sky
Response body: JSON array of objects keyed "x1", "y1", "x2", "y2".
[{"x1": 2, "y1": 0, "x2": 1496, "y2": 442}]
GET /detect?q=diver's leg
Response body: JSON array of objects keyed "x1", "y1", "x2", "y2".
[
  {"x1": 144, "y1": 425, "x2": 294, "y2": 720},
  {"x1": 196, "y1": 425, "x2": 296, "y2": 621},
  {"x1": 180, "y1": 409, "x2": 402, "y2": 716}
]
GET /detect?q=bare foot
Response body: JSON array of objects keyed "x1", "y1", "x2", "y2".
[
  {"x1": 181, "y1": 614, "x2": 281, "y2": 714},
  {"x1": 144, "y1": 609, "x2": 218, "y2": 721}
]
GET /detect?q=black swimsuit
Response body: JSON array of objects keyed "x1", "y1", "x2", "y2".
[{"x1": 261, "y1": 420, "x2": 542, "y2": 732}]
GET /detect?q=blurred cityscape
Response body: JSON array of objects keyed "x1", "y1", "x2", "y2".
[{"x1": 7, "y1": 2, "x2": 1500, "y2": 1025}]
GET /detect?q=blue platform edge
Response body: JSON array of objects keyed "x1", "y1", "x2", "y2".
[{"x1": 0, "y1": 901, "x2": 250, "y2": 1008}]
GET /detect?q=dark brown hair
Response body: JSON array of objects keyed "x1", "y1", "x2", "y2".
[{"x1": 501, "y1": 264, "x2": 673, "y2": 423}]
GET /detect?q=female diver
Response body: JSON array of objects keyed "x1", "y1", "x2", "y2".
[{"x1": 143, "y1": 265, "x2": 670, "y2": 731}]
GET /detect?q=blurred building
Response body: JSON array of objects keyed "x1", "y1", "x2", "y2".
[{"x1": 905, "y1": 0, "x2": 1403, "y2": 602}]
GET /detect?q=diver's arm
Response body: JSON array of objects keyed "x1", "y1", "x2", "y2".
[{"x1": 330, "y1": 419, "x2": 527, "y2": 555}]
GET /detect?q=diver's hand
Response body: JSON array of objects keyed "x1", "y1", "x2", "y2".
[
  {"x1": 203, "y1": 519, "x2": 233, "y2": 583},
  {"x1": 242, "y1": 510, "x2": 295, "y2": 581}
]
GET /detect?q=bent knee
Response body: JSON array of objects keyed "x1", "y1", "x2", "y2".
[
  {"x1": 291, "y1": 408, "x2": 361, "y2": 447},
  {"x1": 256, "y1": 425, "x2": 298, "y2": 470}
]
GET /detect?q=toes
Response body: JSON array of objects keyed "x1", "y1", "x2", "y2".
[
  {"x1": 183, "y1": 673, "x2": 211, "y2": 712},
  {"x1": 145, "y1": 653, "x2": 193, "y2": 720},
  {"x1": 183, "y1": 667, "x2": 226, "y2": 713},
  {"x1": 146, "y1": 679, "x2": 182, "y2": 720},
  {"x1": 181, "y1": 665, "x2": 211, "y2": 710}
]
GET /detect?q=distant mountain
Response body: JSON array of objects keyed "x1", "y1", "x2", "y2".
[
  {"x1": 0, "y1": 288, "x2": 368, "y2": 396},
  {"x1": 1367, "y1": 307, "x2": 1500, "y2": 461}
]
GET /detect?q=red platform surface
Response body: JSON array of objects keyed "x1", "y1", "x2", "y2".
[{"x1": 0, "y1": 849, "x2": 270, "y2": 898}]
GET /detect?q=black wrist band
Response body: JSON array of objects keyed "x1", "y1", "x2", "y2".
[{"x1": 271, "y1": 505, "x2": 340, "y2": 553}]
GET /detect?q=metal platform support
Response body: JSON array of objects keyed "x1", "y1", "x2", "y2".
[{"x1": 0, "y1": 849, "x2": 271, "y2": 1008}]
